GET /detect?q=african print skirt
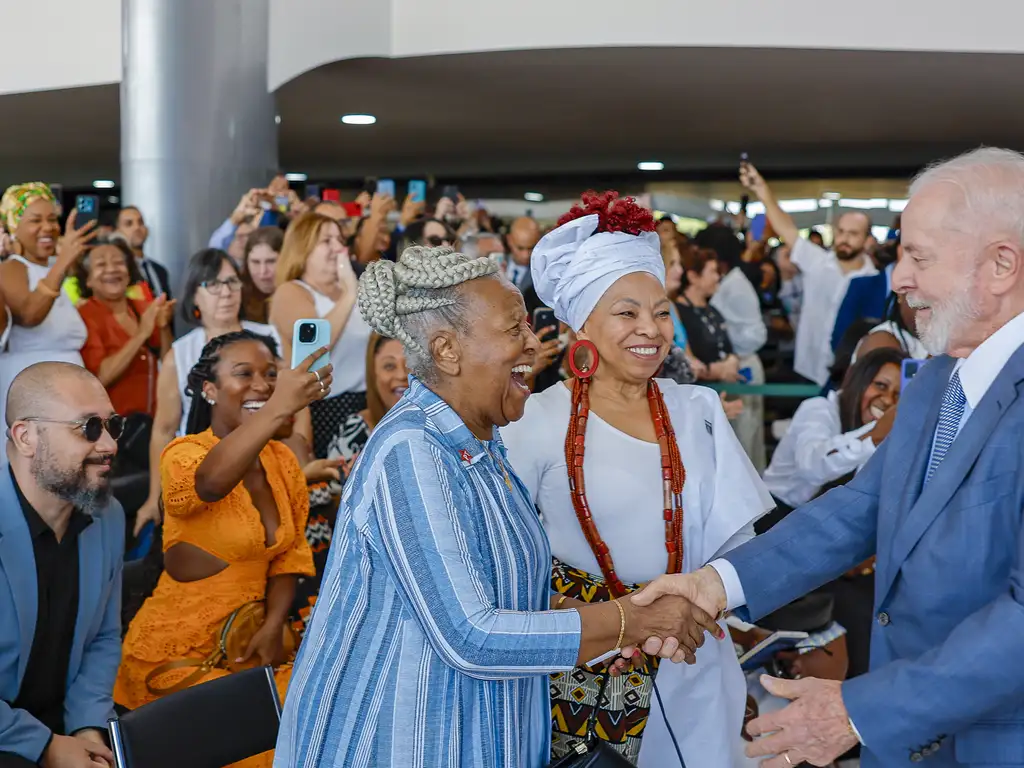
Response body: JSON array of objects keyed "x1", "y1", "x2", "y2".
[{"x1": 550, "y1": 559, "x2": 660, "y2": 765}]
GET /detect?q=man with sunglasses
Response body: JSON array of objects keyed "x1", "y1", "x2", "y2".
[{"x1": 1, "y1": 363, "x2": 122, "y2": 768}]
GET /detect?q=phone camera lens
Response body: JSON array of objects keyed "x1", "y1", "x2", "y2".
[{"x1": 298, "y1": 322, "x2": 317, "y2": 344}]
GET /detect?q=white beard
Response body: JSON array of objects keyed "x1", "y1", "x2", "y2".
[{"x1": 907, "y1": 275, "x2": 980, "y2": 356}]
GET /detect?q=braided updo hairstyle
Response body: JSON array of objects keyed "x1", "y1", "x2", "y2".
[
  {"x1": 357, "y1": 245, "x2": 500, "y2": 381},
  {"x1": 184, "y1": 330, "x2": 280, "y2": 435}
]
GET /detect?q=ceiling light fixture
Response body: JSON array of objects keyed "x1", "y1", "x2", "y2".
[
  {"x1": 524, "y1": 192, "x2": 544, "y2": 202},
  {"x1": 778, "y1": 199, "x2": 820, "y2": 214},
  {"x1": 637, "y1": 161, "x2": 664, "y2": 172},
  {"x1": 822, "y1": 191, "x2": 841, "y2": 201},
  {"x1": 818, "y1": 199, "x2": 834, "y2": 208},
  {"x1": 840, "y1": 198, "x2": 888, "y2": 209},
  {"x1": 709, "y1": 199, "x2": 725, "y2": 212},
  {"x1": 341, "y1": 114, "x2": 377, "y2": 125},
  {"x1": 888, "y1": 199, "x2": 909, "y2": 212},
  {"x1": 92, "y1": 180, "x2": 115, "y2": 189},
  {"x1": 746, "y1": 201, "x2": 766, "y2": 216},
  {"x1": 275, "y1": 115, "x2": 282, "y2": 125},
  {"x1": 285, "y1": 173, "x2": 308, "y2": 182}
]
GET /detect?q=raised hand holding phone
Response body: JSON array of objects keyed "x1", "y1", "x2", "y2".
[{"x1": 273, "y1": 346, "x2": 334, "y2": 418}]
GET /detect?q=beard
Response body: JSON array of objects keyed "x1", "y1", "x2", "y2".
[
  {"x1": 906, "y1": 274, "x2": 981, "y2": 356},
  {"x1": 834, "y1": 245, "x2": 860, "y2": 262},
  {"x1": 31, "y1": 439, "x2": 112, "y2": 511}
]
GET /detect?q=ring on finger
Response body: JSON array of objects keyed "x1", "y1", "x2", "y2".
[
  {"x1": 319, "y1": 382, "x2": 327, "y2": 394},
  {"x1": 313, "y1": 370, "x2": 323, "y2": 384},
  {"x1": 783, "y1": 753, "x2": 794, "y2": 766}
]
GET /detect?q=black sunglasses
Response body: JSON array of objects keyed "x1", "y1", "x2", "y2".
[{"x1": 21, "y1": 414, "x2": 126, "y2": 442}]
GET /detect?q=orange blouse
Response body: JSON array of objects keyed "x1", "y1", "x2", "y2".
[{"x1": 115, "y1": 430, "x2": 314, "y2": 723}]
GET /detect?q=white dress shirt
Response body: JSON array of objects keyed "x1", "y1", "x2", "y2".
[
  {"x1": 711, "y1": 267, "x2": 768, "y2": 357},
  {"x1": 506, "y1": 261, "x2": 529, "y2": 289},
  {"x1": 790, "y1": 239, "x2": 878, "y2": 386},
  {"x1": 762, "y1": 391, "x2": 877, "y2": 508}
]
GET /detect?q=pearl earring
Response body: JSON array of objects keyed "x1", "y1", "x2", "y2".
[{"x1": 202, "y1": 393, "x2": 216, "y2": 405}]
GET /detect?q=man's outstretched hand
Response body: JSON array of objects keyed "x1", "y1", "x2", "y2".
[{"x1": 624, "y1": 566, "x2": 729, "y2": 662}]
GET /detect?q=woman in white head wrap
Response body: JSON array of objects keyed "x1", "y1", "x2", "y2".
[{"x1": 501, "y1": 191, "x2": 774, "y2": 767}]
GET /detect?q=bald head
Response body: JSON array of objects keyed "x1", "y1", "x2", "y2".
[
  {"x1": 6, "y1": 363, "x2": 107, "y2": 428},
  {"x1": 507, "y1": 217, "x2": 541, "y2": 267}
]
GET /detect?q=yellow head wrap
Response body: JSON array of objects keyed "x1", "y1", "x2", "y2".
[{"x1": 0, "y1": 182, "x2": 57, "y2": 233}]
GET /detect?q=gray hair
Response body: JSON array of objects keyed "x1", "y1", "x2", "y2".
[
  {"x1": 910, "y1": 147, "x2": 1024, "y2": 248},
  {"x1": 357, "y1": 245, "x2": 500, "y2": 380}
]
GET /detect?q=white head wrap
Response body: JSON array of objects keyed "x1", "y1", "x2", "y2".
[{"x1": 530, "y1": 213, "x2": 665, "y2": 331}]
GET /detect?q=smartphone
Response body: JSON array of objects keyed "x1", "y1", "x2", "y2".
[
  {"x1": 441, "y1": 184, "x2": 460, "y2": 201},
  {"x1": 376, "y1": 178, "x2": 396, "y2": 199},
  {"x1": 291, "y1": 319, "x2": 331, "y2": 372},
  {"x1": 408, "y1": 179, "x2": 427, "y2": 204},
  {"x1": 322, "y1": 188, "x2": 341, "y2": 203},
  {"x1": 306, "y1": 183, "x2": 321, "y2": 200},
  {"x1": 74, "y1": 195, "x2": 100, "y2": 228},
  {"x1": 274, "y1": 195, "x2": 290, "y2": 211},
  {"x1": 740, "y1": 152, "x2": 749, "y2": 164},
  {"x1": 738, "y1": 367, "x2": 753, "y2": 383},
  {"x1": 531, "y1": 308, "x2": 558, "y2": 343},
  {"x1": 901, "y1": 358, "x2": 926, "y2": 390}
]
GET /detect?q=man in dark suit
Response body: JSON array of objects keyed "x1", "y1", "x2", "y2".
[
  {"x1": 634, "y1": 147, "x2": 1024, "y2": 767},
  {"x1": 504, "y1": 216, "x2": 543, "y2": 314},
  {"x1": 1, "y1": 363, "x2": 122, "y2": 767},
  {"x1": 116, "y1": 206, "x2": 172, "y2": 300}
]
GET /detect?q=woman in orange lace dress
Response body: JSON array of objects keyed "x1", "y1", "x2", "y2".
[{"x1": 115, "y1": 330, "x2": 332, "y2": 767}]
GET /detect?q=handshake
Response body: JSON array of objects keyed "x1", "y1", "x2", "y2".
[{"x1": 616, "y1": 566, "x2": 729, "y2": 666}]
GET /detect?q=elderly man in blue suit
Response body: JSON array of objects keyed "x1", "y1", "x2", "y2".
[
  {"x1": 1, "y1": 363, "x2": 121, "y2": 768},
  {"x1": 634, "y1": 146, "x2": 1024, "y2": 767}
]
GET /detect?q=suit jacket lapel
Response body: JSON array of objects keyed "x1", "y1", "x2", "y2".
[
  {"x1": 882, "y1": 350, "x2": 1024, "y2": 603},
  {"x1": 0, "y1": 472, "x2": 38, "y2": 682}
]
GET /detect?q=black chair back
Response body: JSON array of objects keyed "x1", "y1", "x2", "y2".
[{"x1": 108, "y1": 667, "x2": 281, "y2": 768}]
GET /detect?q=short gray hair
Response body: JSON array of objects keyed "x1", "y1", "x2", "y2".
[
  {"x1": 357, "y1": 245, "x2": 500, "y2": 380},
  {"x1": 910, "y1": 146, "x2": 1024, "y2": 248}
]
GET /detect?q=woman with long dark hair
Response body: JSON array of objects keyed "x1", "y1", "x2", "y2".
[
  {"x1": 116, "y1": 331, "x2": 329, "y2": 768},
  {"x1": 763, "y1": 346, "x2": 907, "y2": 513}
]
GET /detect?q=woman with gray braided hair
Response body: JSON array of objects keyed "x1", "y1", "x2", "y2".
[{"x1": 276, "y1": 245, "x2": 719, "y2": 768}]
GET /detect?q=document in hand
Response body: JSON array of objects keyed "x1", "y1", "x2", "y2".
[{"x1": 738, "y1": 630, "x2": 809, "y2": 671}]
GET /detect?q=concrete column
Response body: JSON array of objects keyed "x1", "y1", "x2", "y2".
[{"x1": 120, "y1": 0, "x2": 277, "y2": 296}]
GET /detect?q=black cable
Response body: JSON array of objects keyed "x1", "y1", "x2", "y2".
[{"x1": 653, "y1": 680, "x2": 686, "y2": 767}]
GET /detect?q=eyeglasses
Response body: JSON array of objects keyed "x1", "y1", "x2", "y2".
[
  {"x1": 200, "y1": 277, "x2": 243, "y2": 295},
  {"x1": 20, "y1": 414, "x2": 125, "y2": 442},
  {"x1": 425, "y1": 236, "x2": 450, "y2": 247}
]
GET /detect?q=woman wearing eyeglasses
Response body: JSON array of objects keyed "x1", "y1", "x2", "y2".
[{"x1": 134, "y1": 249, "x2": 281, "y2": 537}]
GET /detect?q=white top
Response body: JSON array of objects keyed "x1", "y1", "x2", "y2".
[
  {"x1": 172, "y1": 321, "x2": 281, "y2": 436},
  {"x1": 710, "y1": 267, "x2": 767, "y2": 357},
  {"x1": 762, "y1": 391, "x2": 877, "y2": 508},
  {"x1": 790, "y1": 239, "x2": 878, "y2": 386},
  {"x1": 294, "y1": 280, "x2": 370, "y2": 395},
  {"x1": 501, "y1": 379, "x2": 773, "y2": 767},
  {"x1": 0, "y1": 256, "x2": 87, "y2": 443},
  {"x1": 852, "y1": 319, "x2": 930, "y2": 364}
]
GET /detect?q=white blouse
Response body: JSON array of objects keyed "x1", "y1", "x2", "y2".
[
  {"x1": 501, "y1": 379, "x2": 774, "y2": 768},
  {"x1": 762, "y1": 390, "x2": 876, "y2": 508}
]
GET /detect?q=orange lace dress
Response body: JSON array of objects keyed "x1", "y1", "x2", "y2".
[{"x1": 114, "y1": 429, "x2": 314, "y2": 768}]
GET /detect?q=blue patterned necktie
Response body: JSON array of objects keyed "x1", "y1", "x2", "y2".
[{"x1": 925, "y1": 371, "x2": 966, "y2": 485}]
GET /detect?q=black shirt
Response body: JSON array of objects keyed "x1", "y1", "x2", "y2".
[
  {"x1": 10, "y1": 468, "x2": 92, "y2": 736},
  {"x1": 675, "y1": 298, "x2": 735, "y2": 366}
]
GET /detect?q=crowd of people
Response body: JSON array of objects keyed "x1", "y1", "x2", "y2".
[{"x1": 1, "y1": 144, "x2": 1023, "y2": 768}]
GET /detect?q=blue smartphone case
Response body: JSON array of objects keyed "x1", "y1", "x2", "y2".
[{"x1": 291, "y1": 318, "x2": 331, "y2": 371}]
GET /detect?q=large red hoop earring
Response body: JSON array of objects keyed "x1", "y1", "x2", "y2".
[{"x1": 568, "y1": 339, "x2": 599, "y2": 379}]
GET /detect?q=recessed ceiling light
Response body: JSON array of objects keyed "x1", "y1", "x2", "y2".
[
  {"x1": 275, "y1": 115, "x2": 282, "y2": 125},
  {"x1": 285, "y1": 173, "x2": 307, "y2": 182},
  {"x1": 637, "y1": 161, "x2": 664, "y2": 172},
  {"x1": 524, "y1": 192, "x2": 544, "y2": 202},
  {"x1": 341, "y1": 114, "x2": 376, "y2": 125},
  {"x1": 92, "y1": 180, "x2": 115, "y2": 189},
  {"x1": 108, "y1": 196, "x2": 120, "y2": 204}
]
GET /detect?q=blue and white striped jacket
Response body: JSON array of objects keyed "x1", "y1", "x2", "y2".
[{"x1": 276, "y1": 377, "x2": 581, "y2": 767}]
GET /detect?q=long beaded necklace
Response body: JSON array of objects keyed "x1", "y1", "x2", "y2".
[{"x1": 564, "y1": 373, "x2": 686, "y2": 599}]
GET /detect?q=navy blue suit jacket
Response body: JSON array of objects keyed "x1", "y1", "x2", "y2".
[
  {"x1": 830, "y1": 270, "x2": 889, "y2": 352},
  {"x1": 725, "y1": 349, "x2": 1024, "y2": 767},
  {"x1": 0, "y1": 471, "x2": 124, "y2": 762}
]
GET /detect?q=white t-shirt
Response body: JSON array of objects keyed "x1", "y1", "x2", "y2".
[
  {"x1": 790, "y1": 239, "x2": 877, "y2": 386},
  {"x1": 710, "y1": 267, "x2": 767, "y2": 358},
  {"x1": 851, "y1": 319, "x2": 930, "y2": 363},
  {"x1": 762, "y1": 390, "x2": 876, "y2": 508},
  {"x1": 500, "y1": 379, "x2": 774, "y2": 767}
]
